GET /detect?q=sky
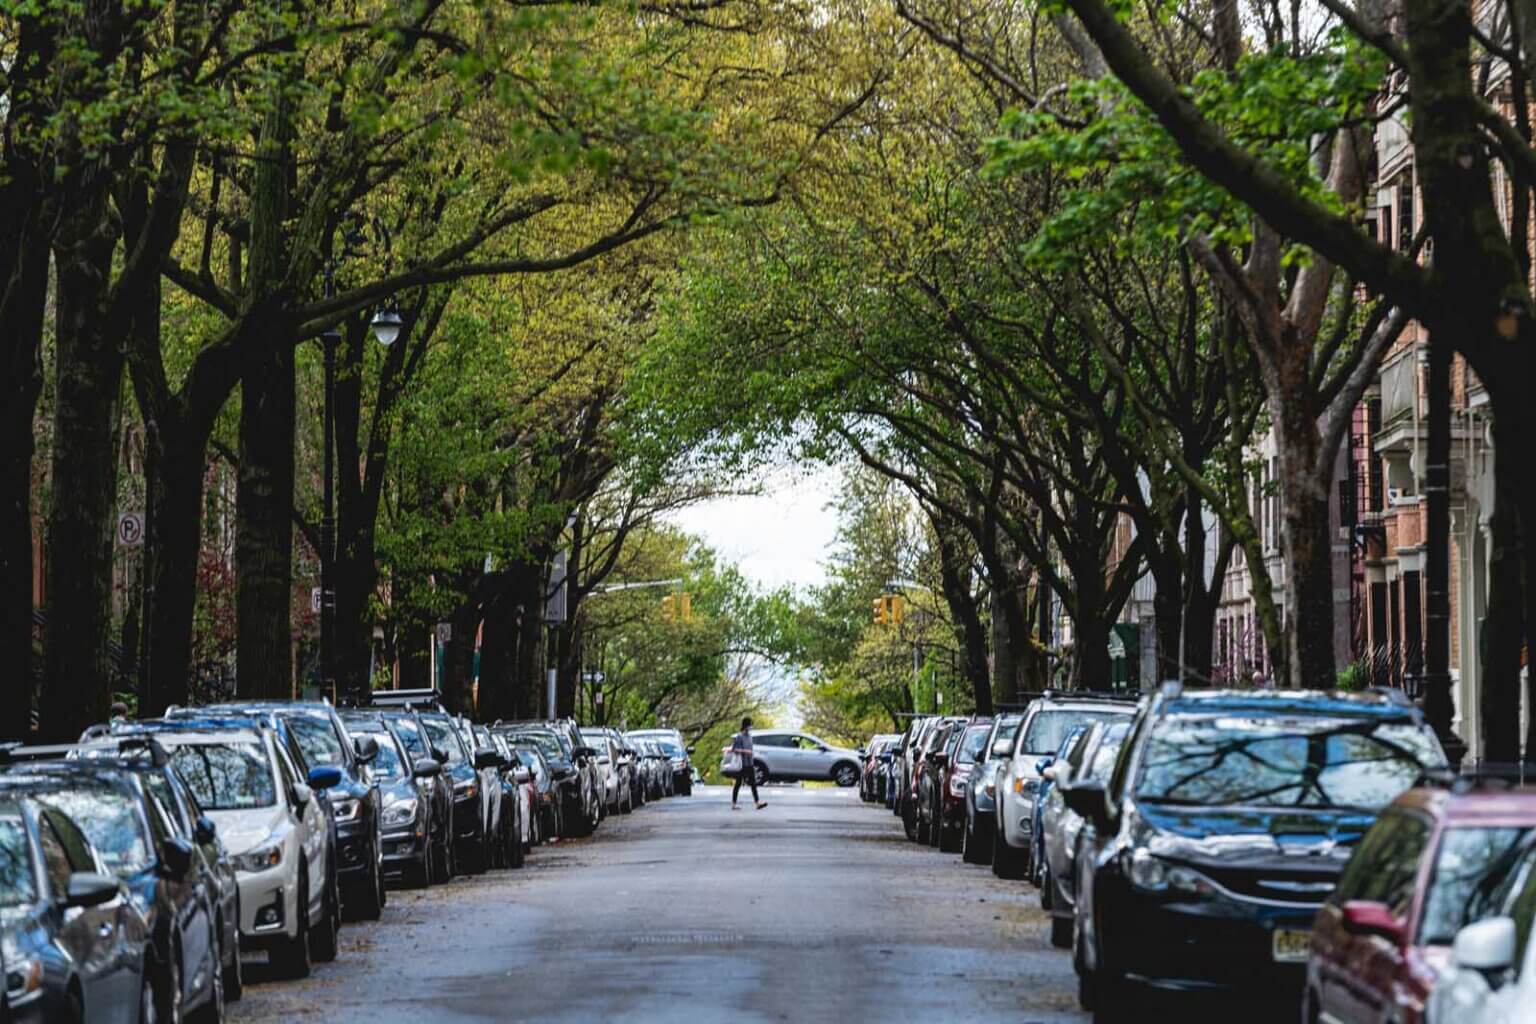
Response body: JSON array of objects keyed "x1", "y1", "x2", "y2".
[{"x1": 668, "y1": 462, "x2": 843, "y2": 593}]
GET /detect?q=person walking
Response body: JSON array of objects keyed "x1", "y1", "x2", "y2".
[{"x1": 730, "y1": 717, "x2": 767, "y2": 810}]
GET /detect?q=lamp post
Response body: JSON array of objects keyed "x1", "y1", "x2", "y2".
[{"x1": 318, "y1": 244, "x2": 399, "y2": 706}]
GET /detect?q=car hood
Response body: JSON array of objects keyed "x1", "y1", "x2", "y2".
[
  {"x1": 207, "y1": 806, "x2": 288, "y2": 855},
  {"x1": 1136, "y1": 802, "x2": 1374, "y2": 867}
]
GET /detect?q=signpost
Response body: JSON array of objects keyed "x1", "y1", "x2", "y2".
[{"x1": 117, "y1": 512, "x2": 144, "y2": 547}]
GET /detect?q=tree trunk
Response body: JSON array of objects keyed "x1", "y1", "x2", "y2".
[
  {"x1": 1072, "y1": 611, "x2": 1113, "y2": 692},
  {"x1": 1483, "y1": 409, "x2": 1525, "y2": 763},
  {"x1": 932, "y1": 512, "x2": 992, "y2": 713},
  {"x1": 141, "y1": 434, "x2": 207, "y2": 715},
  {"x1": 1148, "y1": 552, "x2": 1183, "y2": 683},
  {"x1": 397, "y1": 614, "x2": 431, "y2": 690},
  {"x1": 476, "y1": 586, "x2": 515, "y2": 722},
  {"x1": 440, "y1": 600, "x2": 481, "y2": 715},
  {"x1": 235, "y1": 327, "x2": 298, "y2": 701},
  {"x1": 1272, "y1": 371, "x2": 1336, "y2": 689},
  {"x1": 513, "y1": 570, "x2": 545, "y2": 718},
  {"x1": 41, "y1": 222, "x2": 123, "y2": 741},
  {"x1": 0, "y1": 243, "x2": 45, "y2": 736}
]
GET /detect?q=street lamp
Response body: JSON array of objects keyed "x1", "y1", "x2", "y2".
[{"x1": 370, "y1": 306, "x2": 403, "y2": 347}]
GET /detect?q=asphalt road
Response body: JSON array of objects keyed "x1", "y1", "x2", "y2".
[{"x1": 228, "y1": 785, "x2": 1087, "y2": 1023}]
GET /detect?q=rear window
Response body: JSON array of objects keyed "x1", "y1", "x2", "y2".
[
  {"x1": 1021, "y1": 708, "x2": 1129, "y2": 755},
  {"x1": 171, "y1": 742, "x2": 278, "y2": 811},
  {"x1": 1419, "y1": 826, "x2": 1535, "y2": 945},
  {"x1": 39, "y1": 784, "x2": 151, "y2": 876},
  {"x1": 419, "y1": 717, "x2": 466, "y2": 764},
  {"x1": 283, "y1": 714, "x2": 346, "y2": 767},
  {"x1": 957, "y1": 726, "x2": 991, "y2": 764}
]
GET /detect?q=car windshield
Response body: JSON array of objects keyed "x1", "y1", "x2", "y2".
[
  {"x1": 40, "y1": 784, "x2": 150, "y2": 876},
  {"x1": 419, "y1": 717, "x2": 466, "y2": 764},
  {"x1": 359, "y1": 732, "x2": 405, "y2": 781},
  {"x1": 1135, "y1": 715, "x2": 1441, "y2": 809},
  {"x1": 0, "y1": 816, "x2": 35, "y2": 907},
  {"x1": 656, "y1": 741, "x2": 684, "y2": 757},
  {"x1": 388, "y1": 718, "x2": 428, "y2": 760},
  {"x1": 1022, "y1": 709, "x2": 1128, "y2": 755},
  {"x1": 508, "y1": 732, "x2": 564, "y2": 760},
  {"x1": 170, "y1": 742, "x2": 278, "y2": 810},
  {"x1": 1084, "y1": 723, "x2": 1131, "y2": 782},
  {"x1": 283, "y1": 714, "x2": 346, "y2": 767},
  {"x1": 1419, "y1": 827, "x2": 1536, "y2": 945},
  {"x1": 957, "y1": 726, "x2": 991, "y2": 764}
]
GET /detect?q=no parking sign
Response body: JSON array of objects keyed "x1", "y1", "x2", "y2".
[{"x1": 117, "y1": 512, "x2": 144, "y2": 547}]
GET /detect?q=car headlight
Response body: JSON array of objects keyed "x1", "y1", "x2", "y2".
[
  {"x1": 1123, "y1": 849, "x2": 1218, "y2": 897},
  {"x1": 5, "y1": 955, "x2": 43, "y2": 1006},
  {"x1": 382, "y1": 798, "x2": 419, "y2": 827},
  {"x1": 233, "y1": 841, "x2": 284, "y2": 873},
  {"x1": 1013, "y1": 776, "x2": 1040, "y2": 800},
  {"x1": 332, "y1": 798, "x2": 362, "y2": 823}
]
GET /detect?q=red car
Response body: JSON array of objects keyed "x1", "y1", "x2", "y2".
[
  {"x1": 1305, "y1": 777, "x2": 1536, "y2": 1024},
  {"x1": 928, "y1": 721, "x2": 992, "y2": 853}
]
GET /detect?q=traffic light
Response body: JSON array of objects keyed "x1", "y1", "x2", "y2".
[
  {"x1": 661, "y1": 591, "x2": 693, "y2": 622},
  {"x1": 873, "y1": 594, "x2": 907, "y2": 625}
]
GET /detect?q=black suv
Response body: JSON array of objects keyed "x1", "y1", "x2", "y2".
[
  {"x1": 1063, "y1": 686, "x2": 1448, "y2": 1015},
  {"x1": 498, "y1": 719, "x2": 602, "y2": 837},
  {"x1": 190, "y1": 701, "x2": 386, "y2": 919}
]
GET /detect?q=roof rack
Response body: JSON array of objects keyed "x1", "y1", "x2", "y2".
[
  {"x1": 1418, "y1": 763, "x2": 1536, "y2": 791},
  {"x1": 0, "y1": 743, "x2": 81, "y2": 764},
  {"x1": 370, "y1": 688, "x2": 445, "y2": 711}
]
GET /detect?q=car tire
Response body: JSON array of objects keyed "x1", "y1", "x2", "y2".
[
  {"x1": 310, "y1": 874, "x2": 340, "y2": 964},
  {"x1": 407, "y1": 850, "x2": 431, "y2": 888},
  {"x1": 938, "y1": 818, "x2": 961, "y2": 853},
  {"x1": 1040, "y1": 861, "x2": 1054, "y2": 910},
  {"x1": 509, "y1": 818, "x2": 525, "y2": 869},
  {"x1": 191, "y1": 928, "x2": 225, "y2": 1024},
  {"x1": 928, "y1": 799, "x2": 941, "y2": 848},
  {"x1": 155, "y1": 940, "x2": 184, "y2": 1024},
  {"x1": 272, "y1": 878, "x2": 311, "y2": 980},
  {"x1": 902, "y1": 797, "x2": 918, "y2": 841},
  {"x1": 1050, "y1": 915, "x2": 1073, "y2": 949},
  {"x1": 992, "y1": 825, "x2": 1026, "y2": 879},
  {"x1": 349, "y1": 863, "x2": 384, "y2": 921},
  {"x1": 138, "y1": 965, "x2": 155, "y2": 1024},
  {"x1": 832, "y1": 762, "x2": 860, "y2": 787},
  {"x1": 962, "y1": 816, "x2": 984, "y2": 864},
  {"x1": 752, "y1": 761, "x2": 769, "y2": 787},
  {"x1": 221, "y1": 918, "x2": 242, "y2": 1002}
]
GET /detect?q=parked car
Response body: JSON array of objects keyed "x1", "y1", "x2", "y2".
[
  {"x1": 497, "y1": 730, "x2": 567, "y2": 839},
  {"x1": 746, "y1": 730, "x2": 864, "y2": 788},
  {"x1": 184, "y1": 700, "x2": 386, "y2": 920},
  {"x1": 340, "y1": 714, "x2": 443, "y2": 888},
  {"x1": 581, "y1": 729, "x2": 628, "y2": 814},
  {"x1": 961, "y1": 713, "x2": 1023, "y2": 865},
  {"x1": 365, "y1": 710, "x2": 455, "y2": 881},
  {"x1": 1427, "y1": 830, "x2": 1536, "y2": 1024},
  {"x1": 993, "y1": 693, "x2": 1137, "y2": 880},
  {"x1": 1031, "y1": 723, "x2": 1094, "y2": 889},
  {"x1": 413, "y1": 710, "x2": 495, "y2": 873},
  {"x1": 1306, "y1": 774, "x2": 1536, "y2": 1024},
  {"x1": 627, "y1": 728, "x2": 694, "y2": 796},
  {"x1": 1065, "y1": 687, "x2": 1446, "y2": 1015},
  {"x1": 76, "y1": 736, "x2": 245, "y2": 1001},
  {"x1": 0, "y1": 749, "x2": 228, "y2": 1020},
  {"x1": 116, "y1": 719, "x2": 344, "y2": 979},
  {"x1": 927, "y1": 721, "x2": 993, "y2": 853},
  {"x1": 903, "y1": 717, "x2": 966, "y2": 841},
  {"x1": 496, "y1": 734, "x2": 550, "y2": 844},
  {"x1": 860, "y1": 735, "x2": 899, "y2": 803},
  {"x1": 1039, "y1": 720, "x2": 1131, "y2": 949},
  {"x1": 896, "y1": 715, "x2": 941, "y2": 827},
  {"x1": 0, "y1": 790, "x2": 153, "y2": 1024},
  {"x1": 497, "y1": 724, "x2": 596, "y2": 837},
  {"x1": 501, "y1": 719, "x2": 603, "y2": 834}
]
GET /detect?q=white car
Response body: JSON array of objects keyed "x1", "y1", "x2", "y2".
[
  {"x1": 748, "y1": 730, "x2": 863, "y2": 787},
  {"x1": 1427, "y1": 840, "x2": 1536, "y2": 1024},
  {"x1": 151, "y1": 726, "x2": 339, "y2": 978},
  {"x1": 580, "y1": 730, "x2": 622, "y2": 812}
]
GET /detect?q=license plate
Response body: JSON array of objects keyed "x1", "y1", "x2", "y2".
[{"x1": 1272, "y1": 929, "x2": 1311, "y2": 962}]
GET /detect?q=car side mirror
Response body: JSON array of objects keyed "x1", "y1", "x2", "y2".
[
  {"x1": 1034, "y1": 756, "x2": 1055, "y2": 776},
  {"x1": 353, "y1": 736, "x2": 380, "y2": 764},
  {"x1": 990, "y1": 739, "x2": 1012, "y2": 759},
  {"x1": 412, "y1": 757, "x2": 442, "y2": 779},
  {"x1": 64, "y1": 871, "x2": 120, "y2": 908},
  {"x1": 473, "y1": 747, "x2": 503, "y2": 770},
  {"x1": 307, "y1": 765, "x2": 344, "y2": 790},
  {"x1": 158, "y1": 837, "x2": 195, "y2": 880},
  {"x1": 1452, "y1": 916, "x2": 1516, "y2": 971},
  {"x1": 576, "y1": 746, "x2": 598, "y2": 759},
  {"x1": 1341, "y1": 901, "x2": 1406, "y2": 945},
  {"x1": 290, "y1": 782, "x2": 313, "y2": 809},
  {"x1": 857, "y1": 748, "x2": 867, "y2": 757},
  {"x1": 506, "y1": 753, "x2": 523, "y2": 768},
  {"x1": 686, "y1": 746, "x2": 696, "y2": 754},
  {"x1": 193, "y1": 815, "x2": 217, "y2": 845},
  {"x1": 431, "y1": 746, "x2": 450, "y2": 764},
  {"x1": 1061, "y1": 780, "x2": 1110, "y2": 831},
  {"x1": 929, "y1": 753, "x2": 949, "y2": 768}
]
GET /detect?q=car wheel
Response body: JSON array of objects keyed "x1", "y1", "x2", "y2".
[
  {"x1": 902, "y1": 797, "x2": 918, "y2": 841},
  {"x1": 509, "y1": 818, "x2": 525, "y2": 869},
  {"x1": 221, "y1": 918, "x2": 242, "y2": 1002},
  {"x1": 939, "y1": 817, "x2": 962, "y2": 853},
  {"x1": 1050, "y1": 914, "x2": 1073, "y2": 949},
  {"x1": 1040, "y1": 861, "x2": 1054, "y2": 910},
  {"x1": 962, "y1": 816, "x2": 982, "y2": 863},
  {"x1": 928, "y1": 800, "x2": 941, "y2": 848},
  {"x1": 271, "y1": 877, "x2": 311, "y2": 979},
  {"x1": 349, "y1": 860, "x2": 384, "y2": 921},
  {"x1": 752, "y1": 761, "x2": 769, "y2": 787},
  {"x1": 620, "y1": 790, "x2": 633, "y2": 814},
  {"x1": 992, "y1": 824, "x2": 1026, "y2": 879},
  {"x1": 191, "y1": 930, "x2": 225, "y2": 1024},
  {"x1": 310, "y1": 874, "x2": 340, "y2": 963},
  {"x1": 156, "y1": 939, "x2": 185, "y2": 1024},
  {"x1": 139, "y1": 966, "x2": 156, "y2": 1024},
  {"x1": 833, "y1": 763, "x2": 859, "y2": 787}
]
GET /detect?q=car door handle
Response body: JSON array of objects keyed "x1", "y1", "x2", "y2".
[{"x1": 98, "y1": 921, "x2": 115, "y2": 938}]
